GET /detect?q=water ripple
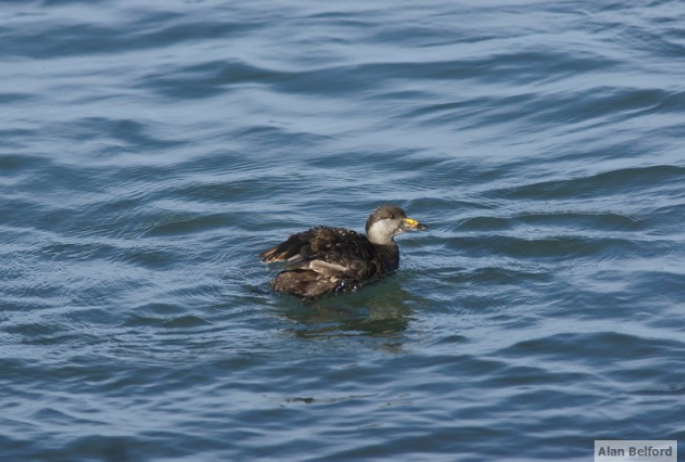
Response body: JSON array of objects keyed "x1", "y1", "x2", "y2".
[{"x1": 1, "y1": 0, "x2": 685, "y2": 461}]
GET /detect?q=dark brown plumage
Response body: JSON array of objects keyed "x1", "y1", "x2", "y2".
[{"x1": 260, "y1": 205, "x2": 427, "y2": 298}]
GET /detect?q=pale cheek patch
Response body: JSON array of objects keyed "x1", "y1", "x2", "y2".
[{"x1": 367, "y1": 219, "x2": 399, "y2": 244}]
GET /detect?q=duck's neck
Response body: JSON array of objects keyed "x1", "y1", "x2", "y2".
[{"x1": 372, "y1": 242, "x2": 400, "y2": 273}]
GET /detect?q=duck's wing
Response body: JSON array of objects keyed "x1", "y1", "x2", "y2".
[{"x1": 260, "y1": 227, "x2": 377, "y2": 279}]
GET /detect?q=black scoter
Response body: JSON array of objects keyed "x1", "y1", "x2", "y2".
[{"x1": 260, "y1": 205, "x2": 427, "y2": 298}]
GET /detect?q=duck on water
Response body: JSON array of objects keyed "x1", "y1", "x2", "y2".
[{"x1": 260, "y1": 205, "x2": 427, "y2": 298}]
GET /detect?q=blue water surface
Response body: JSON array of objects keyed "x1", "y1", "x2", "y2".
[{"x1": 1, "y1": 0, "x2": 684, "y2": 461}]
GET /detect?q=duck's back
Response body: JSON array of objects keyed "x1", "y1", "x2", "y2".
[{"x1": 260, "y1": 226, "x2": 396, "y2": 298}]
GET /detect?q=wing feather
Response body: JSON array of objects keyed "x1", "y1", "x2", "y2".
[{"x1": 260, "y1": 226, "x2": 377, "y2": 279}]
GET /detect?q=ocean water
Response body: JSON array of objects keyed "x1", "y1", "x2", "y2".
[{"x1": 1, "y1": 0, "x2": 684, "y2": 460}]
